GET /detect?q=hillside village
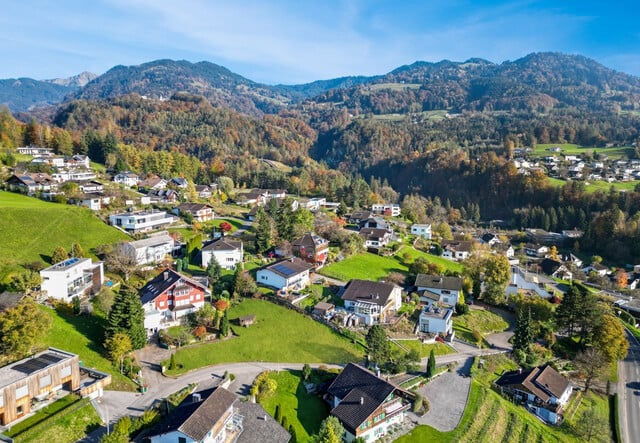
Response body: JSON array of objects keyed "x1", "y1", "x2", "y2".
[{"x1": 0, "y1": 144, "x2": 635, "y2": 443}]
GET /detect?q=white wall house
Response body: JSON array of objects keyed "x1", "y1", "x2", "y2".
[
  {"x1": 371, "y1": 203, "x2": 401, "y2": 217},
  {"x1": 256, "y1": 258, "x2": 313, "y2": 292},
  {"x1": 418, "y1": 306, "x2": 453, "y2": 335},
  {"x1": 201, "y1": 239, "x2": 243, "y2": 270},
  {"x1": 410, "y1": 224, "x2": 432, "y2": 239},
  {"x1": 506, "y1": 266, "x2": 553, "y2": 299},
  {"x1": 341, "y1": 280, "x2": 402, "y2": 325},
  {"x1": 415, "y1": 274, "x2": 463, "y2": 307},
  {"x1": 113, "y1": 171, "x2": 139, "y2": 187},
  {"x1": 40, "y1": 258, "x2": 104, "y2": 301},
  {"x1": 121, "y1": 233, "x2": 176, "y2": 266},
  {"x1": 109, "y1": 210, "x2": 176, "y2": 233}
]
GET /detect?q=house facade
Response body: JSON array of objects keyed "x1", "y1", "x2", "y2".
[
  {"x1": 0, "y1": 348, "x2": 80, "y2": 426},
  {"x1": 418, "y1": 306, "x2": 453, "y2": 335},
  {"x1": 109, "y1": 210, "x2": 176, "y2": 233},
  {"x1": 291, "y1": 232, "x2": 329, "y2": 268},
  {"x1": 441, "y1": 240, "x2": 473, "y2": 261},
  {"x1": 341, "y1": 280, "x2": 402, "y2": 325},
  {"x1": 495, "y1": 364, "x2": 572, "y2": 424},
  {"x1": 327, "y1": 363, "x2": 411, "y2": 442},
  {"x1": 410, "y1": 224, "x2": 432, "y2": 239},
  {"x1": 415, "y1": 274, "x2": 463, "y2": 307},
  {"x1": 371, "y1": 203, "x2": 401, "y2": 217},
  {"x1": 6, "y1": 173, "x2": 57, "y2": 195},
  {"x1": 40, "y1": 258, "x2": 104, "y2": 301},
  {"x1": 359, "y1": 228, "x2": 392, "y2": 250},
  {"x1": 121, "y1": 233, "x2": 176, "y2": 266},
  {"x1": 139, "y1": 269, "x2": 210, "y2": 333},
  {"x1": 256, "y1": 258, "x2": 313, "y2": 292},
  {"x1": 113, "y1": 171, "x2": 139, "y2": 187},
  {"x1": 201, "y1": 239, "x2": 244, "y2": 270},
  {"x1": 174, "y1": 203, "x2": 215, "y2": 222}
]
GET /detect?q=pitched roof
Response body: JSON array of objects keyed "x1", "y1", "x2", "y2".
[
  {"x1": 128, "y1": 233, "x2": 175, "y2": 250},
  {"x1": 0, "y1": 291, "x2": 25, "y2": 312},
  {"x1": 341, "y1": 280, "x2": 397, "y2": 307},
  {"x1": 139, "y1": 269, "x2": 208, "y2": 304},
  {"x1": 495, "y1": 364, "x2": 570, "y2": 403},
  {"x1": 414, "y1": 274, "x2": 462, "y2": 291},
  {"x1": 148, "y1": 387, "x2": 237, "y2": 441},
  {"x1": 358, "y1": 227, "x2": 390, "y2": 240},
  {"x1": 441, "y1": 240, "x2": 473, "y2": 252},
  {"x1": 327, "y1": 363, "x2": 398, "y2": 434},
  {"x1": 292, "y1": 232, "x2": 328, "y2": 248},
  {"x1": 177, "y1": 203, "x2": 213, "y2": 213},
  {"x1": 262, "y1": 258, "x2": 313, "y2": 278},
  {"x1": 539, "y1": 258, "x2": 563, "y2": 276},
  {"x1": 202, "y1": 238, "x2": 243, "y2": 252},
  {"x1": 235, "y1": 402, "x2": 291, "y2": 443}
]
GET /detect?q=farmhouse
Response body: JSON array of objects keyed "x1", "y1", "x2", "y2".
[
  {"x1": 341, "y1": 280, "x2": 402, "y2": 325},
  {"x1": 139, "y1": 269, "x2": 210, "y2": 333},
  {"x1": 256, "y1": 258, "x2": 313, "y2": 293},
  {"x1": 327, "y1": 363, "x2": 411, "y2": 442},
  {"x1": 0, "y1": 348, "x2": 80, "y2": 426},
  {"x1": 415, "y1": 274, "x2": 463, "y2": 307},
  {"x1": 201, "y1": 238, "x2": 244, "y2": 270},
  {"x1": 109, "y1": 210, "x2": 177, "y2": 233},
  {"x1": 120, "y1": 233, "x2": 177, "y2": 266},
  {"x1": 495, "y1": 364, "x2": 572, "y2": 424},
  {"x1": 40, "y1": 257, "x2": 104, "y2": 301},
  {"x1": 291, "y1": 232, "x2": 329, "y2": 268}
]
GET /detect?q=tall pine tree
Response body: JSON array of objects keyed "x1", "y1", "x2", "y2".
[
  {"x1": 106, "y1": 287, "x2": 147, "y2": 349},
  {"x1": 513, "y1": 307, "x2": 534, "y2": 353}
]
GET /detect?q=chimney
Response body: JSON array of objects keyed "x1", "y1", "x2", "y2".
[
  {"x1": 518, "y1": 368, "x2": 522, "y2": 374},
  {"x1": 360, "y1": 397, "x2": 364, "y2": 405},
  {"x1": 164, "y1": 271, "x2": 169, "y2": 280},
  {"x1": 192, "y1": 393, "x2": 201, "y2": 403}
]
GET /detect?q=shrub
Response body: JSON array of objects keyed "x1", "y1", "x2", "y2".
[{"x1": 455, "y1": 302, "x2": 469, "y2": 315}]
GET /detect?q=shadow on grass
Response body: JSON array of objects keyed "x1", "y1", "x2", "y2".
[
  {"x1": 294, "y1": 372, "x2": 330, "y2": 437},
  {"x1": 55, "y1": 304, "x2": 108, "y2": 357}
]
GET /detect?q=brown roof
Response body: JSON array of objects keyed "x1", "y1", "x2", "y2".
[
  {"x1": 292, "y1": 232, "x2": 328, "y2": 249},
  {"x1": 180, "y1": 387, "x2": 237, "y2": 441},
  {"x1": 0, "y1": 292, "x2": 25, "y2": 312},
  {"x1": 415, "y1": 274, "x2": 462, "y2": 291},
  {"x1": 177, "y1": 203, "x2": 214, "y2": 213},
  {"x1": 441, "y1": 240, "x2": 473, "y2": 252},
  {"x1": 341, "y1": 280, "x2": 398, "y2": 307},
  {"x1": 495, "y1": 364, "x2": 570, "y2": 403}
]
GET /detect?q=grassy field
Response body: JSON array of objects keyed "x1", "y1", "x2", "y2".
[
  {"x1": 453, "y1": 308, "x2": 509, "y2": 347},
  {"x1": 547, "y1": 176, "x2": 640, "y2": 193},
  {"x1": 258, "y1": 370, "x2": 330, "y2": 442},
  {"x1": 164, "y1": 299, "x2": 363, "y2": 375},
  {"x1": 42, "y1": 305, "x2": 136, "y2": 391},
  {"x1": 319, "y1": 246, "x2": 462, "y2": 282},
  {"x1": 0, "y1": 191, "x2": 128, "y2": 282},
  {"x1": 390, "y1": 340, "x2": 454, "y2": 358},
  {"x1": 532, "y1": 143, "x2": 633, "y2": 159}
]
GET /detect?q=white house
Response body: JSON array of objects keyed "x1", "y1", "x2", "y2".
[
  {"x1": 371, "y1": 203, "x2": 401, "y2": 217},
  {"x1": 506, "y1": 266, "x2": 553, "y2": 299},
  {"x1": 113, "y1": 171, "x2": 139, "y2": 187},
  {"x1": 441, "y1": 240, "x2": 473, "y2": 261},
  {"x1": 40, "y1": 258, "x2": 104, "y2": 301},
  {"x1": 359, "y1": 227, "x2": 392, "y2": 250},
  {"x1": 411, "y1": 224, "x2": 432, "y2": 239},
  {"x1": 256, "y1": 258, "x2": 313, "y2": 292},
  {"x1": 121, "y1": 233, "x2": 176, "y2": 266},
  {"x1": 341, "y1": 280, "x2": 402, "y2": 325},
  {"x1": 109, "y1": 210, "x2": 176, "y2": 233},
  {"x1": 73, "y1": 193, "x2": 110, "y2": 211},
  {"x1": 201, "y1": 238, "x2": 243, "y2": 270},
  {"x1": 418, "y1": 306, "x2": 453, "y2": 335},
  {"x1": 415, "y1": 274, "x2": 463, "y2": 307}
]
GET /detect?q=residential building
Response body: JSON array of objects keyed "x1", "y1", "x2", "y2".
[
  {"x1": 121, "y1": 233, "x2": 176, "y2": 266},
  {"x1": 441, "y1": 240, "x2": 473, "y2": 261},
  {"x1": 560, "y1": 253, "x2": 583, "y2": 268},
  {"x1": 112, "y1": 171, "x2": 139, "y2": 187},
  {"x1": 415, "y1": 274, "x2": 463, "y2": 307},
  {"x1": 341, "y1": 280, "x2": 402, "y2": 325},
  {"x1": 495, "y1": 364, "x2": 572, "y2": 424},
  {"x1": 52, "y1": 169, "x2": 97, "y2": 182},
  {"x1": 17, "y1": 146, "x2": 52, "y2": 156},
  {"x1": 327, "y1": 363, "x2": 411, "y2": 442},
  {"x1": 72, "y1": 193, "x2": 110, "y2": 211},
  {"x1": 539, "y1": 258, "x2": 572, "y2": 280},
  {"x1": 256, "y1": 258, "x2": 313, "y2": 293},
  {"x1": 299, "y1": 197, "x2": 326, "y2": 212},
  {"x1": 40, "y1": 258, "x2": 104, "y2": 301},
  {"x1": 480, "y1": 233, "x2": 501, "y2": 246},
  {"x1": 6, "y1": 173, "x2": 57, "y2": 195},
  {"x1": 525, "y1": 228, "x2": 564, "y2": 245},
  {"x1": 109, "y1": 210, "x2": 177, "y2": 233},
  {"x1": 410, "y1": 224, "x2": 432, "y2": 239},
  {"x1": 359, "y1": 227, "x2": 392, "y2": 250},
  {"x1": 506, "y1": 266, "x2": 553, "y2": 299},
  {"x1": 139, "y1": 269, "x2": 210, "y2": 333},
  {"x1": 348, "y1": 210, "x2": 371, "y2": 225},
  {"x1": 291, "y1": 232, "x2": 329, "y2": 268},
  {"x1": 371, "y1": 203, "x2": 401, "y2": 217},
  {"x1": 73, "y1": 180, "x2": 104, "y2": 193},
  {"x1": 0, "y1": 292, "x2": 25, "y2": 313},
  {"x1": 169, "y1": 177, "x2": 189, "y2": 189},
  {"x1": 147, "y1": 189, "x2": 179, "y2": 204},
  {"x1": 174, "y1": 203, "x2": 215, "y2": 222},
  {"x1": 582, "y1": 262, "x2": 610, "y2": 276},
  {"x1": 195, "y1": 185, "x2": 213, "y2": 199},
  {"x1": 138, "y1": 176, "x2": 167, "y2": 191},
  {"x1": 147, "y1": 386, "x2": 290, "y2": 443},
  {"x1": 201, "y1": 238, "x2": 244, "y2": 270},
  {"x1": 0, "y1": 348, "x2": 80, "y2": 426},
  {"x1": 524, "y1": 243, "x2": 549, "y2": 258},
  {"x1": 313, "y1": 301, "x2": 335, "y2": 318},
  {"x1": 418, "y1": 306, "x2": 453, "y2": 336}
]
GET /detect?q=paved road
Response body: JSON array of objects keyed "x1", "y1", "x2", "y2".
[{"x1": 618, "y1": 330, "x2": 640, "y2": 443}]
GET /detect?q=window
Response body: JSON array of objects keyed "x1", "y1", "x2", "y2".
[
  {"x1": 15, "y1": 385, "x2": 28, "y2": 399},
  {"x1": 0, "y1": 394, "x2": 4, "y2": 407},
  {"x1": 39, "y1": 375, "x2": 52, "y2": 389},
  {"x1": 61, "y1": 365, "x2": 72, "y2": 378},
  {"x1": 178, "y1": 437, "x2": 186, "y2": 443}
]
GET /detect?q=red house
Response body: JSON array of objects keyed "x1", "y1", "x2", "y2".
[
  {"x1": 139, "y1": 269, "x2": 210, "y2": 333},
  {"x1": 292, "y1": 232, "x2": 329, "y2": 268}
]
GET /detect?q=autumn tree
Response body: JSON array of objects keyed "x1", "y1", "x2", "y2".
[
  {"x1": 52, "y1": 246, "x2": 69, "y2": 264},
  {"x1": 0, "y1": 297, "x2": 52, "y2": 363},
  {"x1": 592, "y1": 314, "x2": 628, "y2": 362},
  {"x1": 482, "y1": 254, "x2": 510, "y2": 305},
  {"x1": 574, "y1": 348, "x2": 609, "y2": 393},
  {"x1": 104, "y1": 332, "x2": 132, "y2": 373},
  {"x1": 314, "y1": 416, "x2": 344, "y2": 443},
  {"x1": 366, "y1": 325, "x2": 390, "y2": 364},
  {"x1": 70, "y1": 242, "x2": 86, "y2": 258}
]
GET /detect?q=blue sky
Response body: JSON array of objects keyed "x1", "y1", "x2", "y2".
[{"x1": 1, "y1": 0, "x2": 638, "y2": 84}]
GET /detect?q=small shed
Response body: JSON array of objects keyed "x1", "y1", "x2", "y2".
[
  {"x1": 313, "y1": 302, "x2": 335, "y2": 317},
  {"x1": 238, "y1": 314, "x2": 256, "y2": 327}
]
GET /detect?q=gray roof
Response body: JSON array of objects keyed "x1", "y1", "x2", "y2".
[
  {"x1": 262, "y1": 258, "x2": 313, "y2": 278},
  {"x1": 202, "y1": 238, "x2": 243, "y2": 252},
  {"x1": 179, "y1": 387, "x2": 237, "y2": 440},
  {"x1": 236, "y1": 402, "x2": 291, "y2": 443},
  {"x1": 415, "y1": 274, "x2": 462, "y2": 291},
  {"x1": 341, "y1": 280, "x2": 397, "y2": 307},
  {"x1": 128, "y1": 233, "x2": 175, "y2": 249},
  {"x1": 0, "y1": 291, "x2": 25, "y2": 312}
]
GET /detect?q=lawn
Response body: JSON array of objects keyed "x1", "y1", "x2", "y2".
[
  {"x1": 42, "y1": 305, "x2": 136, "y2": 391},
  {"x1": 319, "y1": 246, "x2": 462, "y2": 282},
  {"x1": 453, "y1": 308, "x2": 509, "y2": 347},
  {"x1": 258, "y1": 370, "x2": 330, "y2": 443},
  {"x1": 164, "y1": 299, "x2": 363, "y2": 375},
  {"x1": 0, "y1": 191, "x2": 128, "y2": 282},
  {"x1": 547, "y1": 176, "x2": 640, "y2": 193},
  {"x1": 390, "y1": 340, "x2": 454, "y2": 358},
  {"x1": 531, "y1": 143, "x2": 633, "y2": 159}
]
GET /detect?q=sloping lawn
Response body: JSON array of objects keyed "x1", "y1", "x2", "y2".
[
  {"x1": 258, "y1": 370, "x2": 330, "y2": 442},
  {"x1": 453, "y1": 308, "x2": 509, "y2": 347},
  {"x1": 390, "y1": 340, "x2": 454, "y2": 358},
  {"x1": 42, "y1": 305, "x2": 136, "y2": 391},
  {"x1": 165, "y1": 299, "x2": 363, "y2": 374},
  {"x1": 0, "y1": 191, "x2": 127, "y2": 282}
]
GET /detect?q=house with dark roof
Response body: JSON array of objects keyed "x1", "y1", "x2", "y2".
[
  {"x1": 170, "y1": 177, "x2": 189, "y2": 189},
  {"x1": 292, "y1": 232, "x2": 329, "y2": 268},
  {"x1": 348, "y1": 210, "x2": 371, "y2": 225},
  {"x1": 6, "y1": 173, "x2": 57, "y2": 195},
  {"x1": 139, "y1": 269, "x2": 210, "y2": 334},
  {"x1": 480, "y1": 233, "x2": 501, "y2": 246},
  {"x1": 201, "y1": 238, "x2": 244, "y2": 270},
  {"x1": 441, "y1": 240, "x2": 473, "y2": 261},
  {"x1": 327, "y1": 363, "x2": 411, "y2": 442},
  {"x1": 539, "y1": 258, "x2": 572, "y2": 280},
  {"x1": 524, "y1": 243, "x2": 549, "y2": 258},
  {"x1": 359, "y1": 227, "x2": 392, "y2": 251},
  {"x1": 112, "y1": 171, "x2": 139, "y2": 187},
  {"x1": 195, "y1": 184, "x2": 213, "y2": 199},
  {"x1": 174, "y1": 203, "x2": 215, "y2": 222},
  {"x1": 341, "y1": 280, "x2": 402, "y2": 325},
  {"x1": 414, "y1": 274, "x2": 463, "y2": 307},
  {"x1": 0, "y1": 292, "x2": 25, "y2": 313},
  {"x1": 120, "y1": 232, "x2": 177, "y2": 266},
  {"x1": 582, "y1": 262, "x2": 610, "y2": 277},
  {"x1": 256, "y1": 258, "x2": 313, "y2": 292},
  {"x1": 138, "y1": 176, "x2": 167, "y2": 191},
  {"x1": 495, "y1": 364, "x2": 572, "y2": 424}
]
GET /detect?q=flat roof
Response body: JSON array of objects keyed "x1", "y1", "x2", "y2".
[
  {"x1": 41, "y1": 257, "x2": 91, "y2": 272},
  {"x1": 0, "y1": 348, "x2": 77, "y2": 389}
]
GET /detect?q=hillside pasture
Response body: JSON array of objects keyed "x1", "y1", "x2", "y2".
[{"x1": 532, "y1": 143, "x2": 633, "y2": 160}]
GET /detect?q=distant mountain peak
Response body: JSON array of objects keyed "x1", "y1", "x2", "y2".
[{"x1": 44, "y1": 71, "x2": 98, "y2": 88}]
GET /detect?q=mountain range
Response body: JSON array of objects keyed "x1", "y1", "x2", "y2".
[{"x1": 2, "y1": 52, "x2": 639, "y2": 116}]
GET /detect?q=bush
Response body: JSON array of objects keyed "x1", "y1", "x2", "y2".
[
  {"x1": 413, "y1": 394, "x2": 423, "y2": 413},
  {"x1": 455, "y1": 302, "x2": 469, "y2": 315}
]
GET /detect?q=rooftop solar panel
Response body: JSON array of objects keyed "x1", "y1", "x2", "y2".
[
  {"x1": 272, "y1": 263, "x2": 296, "y2": 276},
  {"x1": 12, "y1": 353, "x2": 65, "y2": 374}
]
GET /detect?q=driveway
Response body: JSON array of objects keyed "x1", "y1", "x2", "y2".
[{"x1": 410, "y1": 358, "x2": 473, "y2": 431}]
